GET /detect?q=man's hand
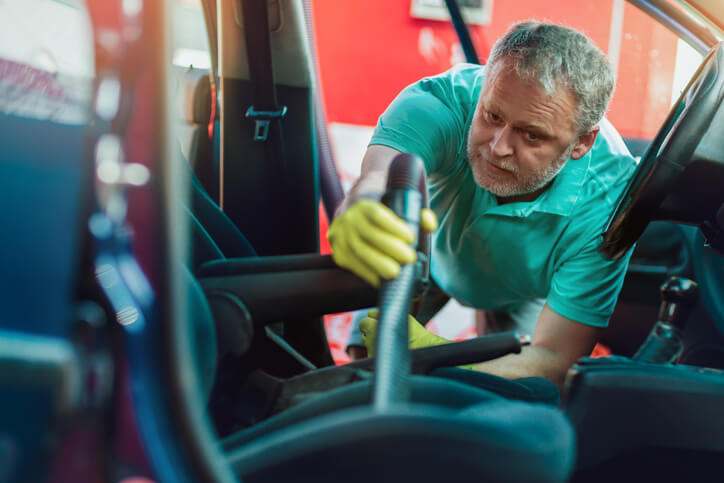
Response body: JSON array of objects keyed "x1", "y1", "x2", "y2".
[
  {"x1": 360, "y1": 310, "x2": 447, "y2": 357},
  {"x1": 359, "y1": 310, "x2": 475, "y2": 369},
  {"x1": 327, "y1": 200, "x2": 437, "y2": 287},
  {"x1": 360, "y1": 310, "x2": 478, "y2": 369}
]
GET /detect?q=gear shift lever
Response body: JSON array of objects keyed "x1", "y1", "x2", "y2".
[{"x1": 633, "y1": 276, "x2": 699, "y2": 363}]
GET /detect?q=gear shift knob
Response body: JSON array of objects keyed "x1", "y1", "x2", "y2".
[
  {"x1": 633, "y1": 276, "x2": 699, "y2": 364},
  {"x1": 659, "y1": 277, "x2": 699, "y2": 330}
]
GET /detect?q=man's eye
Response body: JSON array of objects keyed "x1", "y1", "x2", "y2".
[
  {"x1": 525, "y1": 131, "x2": 540, "y2": 141},
  {"x1": 486, "y1": 111, "x2": 501, "y2": 122}
]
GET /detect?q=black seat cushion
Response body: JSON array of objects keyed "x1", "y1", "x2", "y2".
[
  {"x1": 189, "y1": 171, "x2": 257, "y2": 263},
  {"x1": 431, "y1": 367, "x2": 561, "y2": 405},
  {"x1": 227, "y1": 398, "x2": 575, "y2": 483},
  {"x1": 221, "y1": 375, "x2": 504, "y2": 450},
  {"x1": 183, "y1": 264, "x2": 218, "y2": 397}
]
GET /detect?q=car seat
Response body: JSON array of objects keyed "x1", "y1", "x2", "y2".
[{"x1": 182, "y1": 253, "x2": 576, "y2": 482}]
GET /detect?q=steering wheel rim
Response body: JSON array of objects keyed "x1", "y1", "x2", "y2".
[{"x1": 602, "y1": 42, "x2": 724, "y2": 259}]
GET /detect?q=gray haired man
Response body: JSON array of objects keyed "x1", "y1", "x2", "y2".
[{"x1": 328, "y1": 21, "x2": 636, "y2": 390}]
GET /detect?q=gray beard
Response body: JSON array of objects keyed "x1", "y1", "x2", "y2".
[{"x1": 467, "y1": 134, "x2": 576, "y2": 198}]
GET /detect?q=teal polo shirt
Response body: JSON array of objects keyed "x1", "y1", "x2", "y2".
[{"x1": 370, "y1": 63, "x2": 637, "y2": 327}]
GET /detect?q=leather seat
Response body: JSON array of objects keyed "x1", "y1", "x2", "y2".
[
  {"x1": 176, "y1": 68, "x2": 257, "y2": 271},
  {"x1": 227, "y1": 398, "x2": 575, "y2": 483},
  {"x1": 180, "y1": 233, "x2": 575, "y2": 481},
  {"x1": 179, "y1": 169, "x2": 576, "y2": 481},
  {"x1": 176, "y1": 66, "x2": 219, "y2": 202},
  {"x1": 185, "y1": 167, "x2": 257, "y2": 271}
]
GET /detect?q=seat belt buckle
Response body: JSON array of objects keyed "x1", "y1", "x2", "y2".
[{"x1": 245, "y1": 105, "x2": 287, "y2": 142}]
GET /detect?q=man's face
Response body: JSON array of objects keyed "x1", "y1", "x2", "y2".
[{"x1": 467, "y1": 60, "x2": 587, "y2": 199}]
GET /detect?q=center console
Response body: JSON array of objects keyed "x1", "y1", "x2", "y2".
[{"x1": 563, "y1": 355, "x2": 724, "y2": 470}]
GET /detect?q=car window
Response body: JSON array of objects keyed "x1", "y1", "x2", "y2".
[
  {"x1": 0, "y1": 0, "x2": 94, "y2": 125},
  {"x1": 606, "y1": 1, "x2": 703, "y2": 150},
  {"x1": 172, "y1": 0, "x2": 211, "y2": 69}
]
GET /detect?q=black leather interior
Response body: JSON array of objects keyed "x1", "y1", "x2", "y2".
[{"x1": 227, "y1": 399, "x2": 575, "y2": 483}]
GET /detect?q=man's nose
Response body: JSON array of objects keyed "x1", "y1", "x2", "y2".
[{"x1": 489, "y1": 125, "x2": 513, "y2": 157}]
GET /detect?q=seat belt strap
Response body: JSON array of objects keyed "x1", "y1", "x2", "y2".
[{"x1": 241, "y1": 0, "x2": 287, "y2": 142}]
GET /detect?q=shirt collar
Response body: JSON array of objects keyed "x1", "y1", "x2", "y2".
[{"x1": 529, "y1": 151, "x2": 590, "y2": 216}]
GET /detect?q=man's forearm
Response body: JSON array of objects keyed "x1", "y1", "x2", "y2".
[
  {"x1": 473, "y1": 345, "x2": 571, "y2": 388},
  {"x1": 334, "y1": 145, "x2": 404, "y2": 218},
  {"x1": 472, "y1": 304, "x2": 599, "y2": 389},
  {"x1": 334, "y1": 170, "x2": 387, "y2": 218}
]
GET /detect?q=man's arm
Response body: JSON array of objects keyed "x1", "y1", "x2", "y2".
[
  {"x1": 336, "y1": 145, "x2": 436, "y2": 360},
  {"x1": 328, "y1": 144, "x2": 437, "y2": 287},
  {"x1": 474, "y1": 303, "x2": 600, "y2": 388},
  {"x1": 334, "y1": 145, "x2": 402, "y2": 216}
]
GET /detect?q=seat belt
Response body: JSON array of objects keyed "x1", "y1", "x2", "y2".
[{"x1": 241, "y1": 0, "x2": 287, "y2": 143}]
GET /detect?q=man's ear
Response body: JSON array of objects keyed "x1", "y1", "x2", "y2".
[{"x1": 570, "y1": 125, "x2": 600, "y2": 160}]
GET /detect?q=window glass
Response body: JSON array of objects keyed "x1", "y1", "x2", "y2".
[
  {"x1": 606, "y1": 1, "x2": 703, "y2": 147},
  {"x1": 670, "y1": 38, "x2": 704, "y2": 106},
  {"x1": 0, "y1": 0, "x2": 94, "y2": 124},
  {"x1": 172, "y1": 0, "x2": 211, "y2": 69}
]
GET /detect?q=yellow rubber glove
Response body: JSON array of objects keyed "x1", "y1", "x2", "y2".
[
  {"x1": 327, "y1": 199, "x2": 438, "y2": 287},
  {"x1": 359, "y1": 309, "x2": 476, "y2": 370}
]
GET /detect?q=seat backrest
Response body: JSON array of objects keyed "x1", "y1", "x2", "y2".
[
  {"x1": 175, "y1": 66, "x2": 258, "y2": 272},
  {"x1": 0, "y1": 108, "x2": 90, "y2": 480},
  {"x1": 184, "y1": 264, "x2": 218, "y2": 397},
  {"x1": 186, "y1": 167, "x2": 257, "y2": 271},
  {"x1": 227, "y1": 399, "x2": 575, "y2": 483},
  {"x1": 176, "y1": 66, "x2": 220, "y2": 202}
]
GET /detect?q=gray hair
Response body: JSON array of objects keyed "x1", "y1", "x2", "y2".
[{"x1": 487, "y1": 21, "x2": 615, "y2": 134}]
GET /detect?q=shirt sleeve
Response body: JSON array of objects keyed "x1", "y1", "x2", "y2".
[
  {"x1": 369, "y1": 67, "x2": 473, "y2": 175},
  {"x1": 547, "y1": 236, "x2": 634, "y2": 327}
]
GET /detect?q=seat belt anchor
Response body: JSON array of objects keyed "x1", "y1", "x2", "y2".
[{"x1": 245, "y1": 105, "x2": 287, "y2": 142}]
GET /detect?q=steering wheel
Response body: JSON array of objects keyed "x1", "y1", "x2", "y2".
[{"x1": 602, "y1": 42, "x2": 724, "y2": 259}]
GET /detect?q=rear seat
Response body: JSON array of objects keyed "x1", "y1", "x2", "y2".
[
  {"x1": 174, "y1": 68, "x2": 259, "y2": 402},
  {"x1": 176, "y1": 66, "x2": 219, "y2": 203},
  {"x1": 173, "y1": 66, "x2": 259, "y2": 271}
]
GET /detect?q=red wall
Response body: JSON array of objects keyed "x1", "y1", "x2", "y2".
[
  {"x1": 311, "y1": 0, "x2": 678, "y2": 140},
  {"x1": 608, "y1": 2, "x2": 677, "y2": 138}
]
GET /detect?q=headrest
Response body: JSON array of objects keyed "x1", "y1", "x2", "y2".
[{"x1": 178, "y1": 67, "x2": 212, "y2": 125}]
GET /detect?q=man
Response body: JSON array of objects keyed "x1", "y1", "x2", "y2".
[{"x1": 327, "y1": 21, "x2": 636, "y2": 389}]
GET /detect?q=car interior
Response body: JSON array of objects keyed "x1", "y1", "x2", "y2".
[
  {"x1": 3, "y1": 0, "x2": 724, "y2": 482},
  {"x1": 177, "y1": 1, "x2": 724, "y2": 480}
]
